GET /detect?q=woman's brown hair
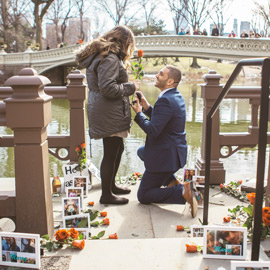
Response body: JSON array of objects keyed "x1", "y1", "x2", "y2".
[{"x1": 77, "y1": 25, "x2": 135, "y2": 64}]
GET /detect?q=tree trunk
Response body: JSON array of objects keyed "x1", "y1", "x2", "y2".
[{"x1": 190, "y1": 57, "x2": 201, "y2": 68}]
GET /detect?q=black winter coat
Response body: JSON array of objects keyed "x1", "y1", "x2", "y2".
[{"x1": 81, "y1": 53, "x2": 135, "y2": 139}]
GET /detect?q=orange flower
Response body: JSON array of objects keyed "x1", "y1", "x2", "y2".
[
  {"x1": 247, "y1": 193, "x2": 256, "y2": 205},
  {"x1": 72, "y1": 240, "x2": 85, "y2": 250},
  {"x1": 100, "y1": 211, "x2": 107, "y2": 217},
  {"x1": 75, "y1": 146, "x2": 80, "y2": 153},
  {"x1": 80, "y1": 143, "x2": 86, "y2": 148},
  {"x1": 177, "y1": 225, "x2": 184, "y2": 231},
  {"x1": 263, "y1": 215, "x2": 270, "y2": 226},
  {"x1": 262, "y1": 207, "x2": 270, "y2": 216},
  {"x1": 88, "y1": 201, "x2": 94, "y2": 206},
  {"x1": 109, "y1": 233, "x2": 118, "y2": 239},
  {"x1": 185, "y1": 244, "x2": 198, "y2": 253},
  {"x1": 138, "y1": 49, "x2": 143, "y2": 57},
  {"x1": 103, "y1": 218, "x2": 110, "y2": 225},
  {"x1": 68, "y1": 228, "x2": 79, "y2": 239},
  {"x1": 55, "y1": 229, "x2": 70, "y2": 241},
  {"x1": 220, "y1": 183, "x2": 224, "y2": 189},
  {"x1": 238, "y1": 180, "x2": 243, "y2": 184},
  {"x1": 223, "y1": 216, "x2": 230, "y2": 223}
]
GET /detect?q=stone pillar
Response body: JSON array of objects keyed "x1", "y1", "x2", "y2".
[
  {"x1": 195, "y1": 71, "x2": 226, "y2": 184},
  {"x1": 4, "y1": 68, "x2": 54, "y2": 237},
  {"x1": 66, "y1": 70, "x2": 87, "y2": 162}
]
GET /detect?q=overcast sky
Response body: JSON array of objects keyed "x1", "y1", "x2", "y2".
[{"x1": 159, "y1": 0, "x2": 257, "y2": 33}]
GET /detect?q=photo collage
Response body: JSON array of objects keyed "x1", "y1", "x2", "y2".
[{"x1": 0, "y1": 233, "x2": 40, "y2": 269}]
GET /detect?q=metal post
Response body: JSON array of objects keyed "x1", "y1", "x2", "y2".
[{"x1": 251, "y1": 58, "x2": 270, "y2": 260}]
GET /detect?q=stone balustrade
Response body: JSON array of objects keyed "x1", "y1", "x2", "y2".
[
  {"x1": 195, "y1": 70, "x2": 270, "y2": 184},
  {"x1": 0, "y1": 68, "x2": 87, "y2": 236},
  {"x1": 1, "y1": 36, "x2": 270, "y2": 75}
]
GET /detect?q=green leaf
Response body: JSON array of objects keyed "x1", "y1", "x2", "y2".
[
  {"x1": 91, "y1": 236, "x2": 98, "y2": 239},
  {"x1": 46, "y1": 242, "x2": 53, "y2": 252},
  {"x1": 261, "y1": 226, "x2": 268, "y2": 239},
  {"x1": 97, "y1": 231, "x2": 105, "y2": 239},
  {"x1": 78, "y1": 219, "x2": 89, "y2": 228},
  {"x1": 41, "y1": 234, "x2": 50, "y2": 240},
  {"x1": 90, "y1": 212, "x2": 99, "y2": 221},
  {"x1": 79, "y1": 233, "x2": 84, "y2": 240},
  {"x1": 90, "y1": 221, "x2": 100, "y2": 227},
  {"x1": 243, "y1": 206, "x2": 253, "y2": 216},
  {"x1": 53, "y1": 242, "x2": 61, "y2": 250}
]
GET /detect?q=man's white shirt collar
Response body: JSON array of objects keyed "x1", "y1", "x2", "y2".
[{"x1": 158, "y1": 87, "x2": 174, "y2": 98}]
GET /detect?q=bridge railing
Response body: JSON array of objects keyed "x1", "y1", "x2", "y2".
[{"x1": 0, "y1": 68, "x2": 87, "y2": 236}]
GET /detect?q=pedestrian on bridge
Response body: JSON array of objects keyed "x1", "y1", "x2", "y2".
[{"x1": 76, "y1": 25, "x2": 138, "y2": 205}]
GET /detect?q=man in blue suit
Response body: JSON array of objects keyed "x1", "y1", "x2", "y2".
[{"x1": 131, "y1": 65, "x2": 198, "y2": 217}]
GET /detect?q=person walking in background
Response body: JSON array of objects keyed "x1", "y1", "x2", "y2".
[
  {"x1": 131, "y1": 65, "x2": 198, "y2": 218},
  {"x1": 240, "y1": 30, "x2": 248, "y2": 38},
  {"x1": 76, "y1": 26, "x2": 138, "y2": 205},
  {"x1": 249, "y1": 30, "x2": 255, "y2": 38},
  {"x1": 202, "y1": 29, "x2": 208, "y2": 36},
  {"x1": 185, "y1": 28, "x2": 191, "y2": 35},
  {"x1": 193, "y1": 28, "x2": 202, "y2": 35},
  {"x1": 178, "y1": 28, "x2": 185, "y2": 35},
  {"x1": 211, "y1": 24, "x2": 219, "y2": 36},
  {"x1": 228, "y1": 30, "x2": 236, "y2": 37}
]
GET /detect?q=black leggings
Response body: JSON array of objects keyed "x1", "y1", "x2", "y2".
[{"x1": 100, "y1": 136, "x2": 124, "y2": 194}]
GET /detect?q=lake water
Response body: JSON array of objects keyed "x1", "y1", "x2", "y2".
[{"x1": 0, "y1": 76, "x2": 266, "y2": 181}]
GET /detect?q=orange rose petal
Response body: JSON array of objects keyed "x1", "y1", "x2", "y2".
[{"x1": 177, "y1": 225, "x2": 184, "y2": 231}]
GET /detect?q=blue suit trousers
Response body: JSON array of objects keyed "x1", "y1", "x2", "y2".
[{"x1": 137, "y1": 146, "x2": 186, "y2": 204}]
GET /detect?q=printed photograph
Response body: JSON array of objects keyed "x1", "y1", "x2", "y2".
[
  {"x1": 0, "y1": 232, "x2": 40, "y2": 269},
  {"x1": 194, "y1": 176, "x2": 205, "y2": 186},
  {"x1": 66, "y1": 187, "x2": 84, "y2": 208},
  {"x1": 62, "y1": 197, "x2": 81, "y2": 217},
  {"x1": 191, "y1": 225, "x2": 204, "y2": 237},
  {"x1": 63, "y1": 214, "x2": 90, "y2": 229},
  {"x1": 21, "y1": 238, "x2": 36, "y2": 253},
  {"x1": 73, "y1": 176, "x2": 88, "y2": 197},
  {"x1": 183, "y1": 168, "x2": 196, "y2": 182},
  {"x1": 76, "y1": 229, "x2": 89, "y2": 240},
  {"x1": 203, "y1": 226, "x2": 247, "y2": 259}
]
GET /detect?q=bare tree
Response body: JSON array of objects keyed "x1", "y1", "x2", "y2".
[
  {"x1": 179, "y1": 0, "x2": 214, "y2": 31},
  {"x1": 167, "y1": 0, "x2": 187, "y2": 34},
  {"x1": 96, "y1": 0, "x2": 135, "y2": 26},
  {"x1": 31, "y1": 0, "x2": 55, "y2": 49},
  {"x1": 73, "y1": 0, "x2": 91, "y2": 41},
  {"x1": 210, "y1": 0, "x2": 233, "y2": 36},
  {"x1": 0, "y1": 0, "x2": 9, "y2": 46},
  {"x1": 254, "y1": 0, "x2": 270, "y2": 36},
  {"x1": 140, "y1": 0, "x2": 158, "y2": 33},
  {"x1": 46, "y1": 0, "x2": 74, "y2": 44},
  {"x1": 0, "y1": 0, "x2": 33, "y2": 52}
]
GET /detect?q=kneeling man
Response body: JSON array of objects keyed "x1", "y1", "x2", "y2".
[{"x1": 131, "y1": 65, "x2": 197, "y2": 217}]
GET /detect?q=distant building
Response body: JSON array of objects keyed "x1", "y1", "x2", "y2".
[
  {"x1": 233, "y1": 19, "x2": 238, "y2": 37},
  {"x1": 240, "y1": 21, "x2": 250, "y2": 35},
  {"x1": 45, "y1": 17, "x2": 91, "y2": 49}
]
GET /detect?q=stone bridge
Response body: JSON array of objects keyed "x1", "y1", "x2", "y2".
[{"x1": 0, "y1": 35, "x2": 269, "y2": 84}]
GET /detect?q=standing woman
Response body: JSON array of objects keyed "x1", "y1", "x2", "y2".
[{"x1": 76, "y1": 26, "x2": 137, "y2": 204}]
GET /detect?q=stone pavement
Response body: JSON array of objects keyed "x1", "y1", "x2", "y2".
[
  {"x1": 49, "y1": 175, "x2": 270, "y2": 270},
  {"x1": 1, "y1": 176, "x2": 269, "y2": 269}
]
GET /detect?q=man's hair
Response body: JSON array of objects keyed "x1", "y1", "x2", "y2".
[{"x1": 166, "y1": 65, "x2": 182, "y2": 86}]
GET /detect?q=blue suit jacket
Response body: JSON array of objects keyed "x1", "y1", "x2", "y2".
[{"x1": 134, "y1": 87, "x2": 187, "y2": 172}]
